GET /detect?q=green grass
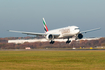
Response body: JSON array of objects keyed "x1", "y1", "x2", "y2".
[{"x1": 0, "y1": 50, "x2": 105, "y2": 70}]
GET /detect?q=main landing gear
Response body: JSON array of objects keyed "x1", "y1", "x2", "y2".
[
  {"x1": 50, "y1": 40, "x2": 55, "y2": 44},
  {"x1": 66, "y1": 38, "x2": 71, "y2": 44},
  {"x1": 49, "y1": 38, "x2": 71, "y2": 44}
]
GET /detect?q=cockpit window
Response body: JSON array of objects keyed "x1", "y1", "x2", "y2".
[{"x1": 75, "y1": 28, "x2": 79, "y2": 30}]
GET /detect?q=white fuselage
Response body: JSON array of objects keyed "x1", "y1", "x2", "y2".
[{"x1": 46, "y1": 26, "x2": 80, "y2": 39}]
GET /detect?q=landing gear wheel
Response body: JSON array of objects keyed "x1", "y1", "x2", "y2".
[
  {"x1": 50, "y1": 40, "x2": 55, "y2": 44},
  {"x1": 66, "y1": 40, "x2": 71, "y2": 44},
  {"x1": 66, "y1": 38, "x2": 71, "y2": 44}
]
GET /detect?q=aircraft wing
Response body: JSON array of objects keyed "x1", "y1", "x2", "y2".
[
  {"x1": 8, "y1": 30, "x2": 47, "y2": 36},
  {"x1": 81, "y1": 28, "x2": 101, "y2": 33},
  {"x1": 8, "y1": 30, "x2": 60, "y2": 36}
]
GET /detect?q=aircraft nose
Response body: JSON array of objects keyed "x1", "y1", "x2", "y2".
[{"x1": 77, "y1": 30, "x2": 80, "y2": 33}]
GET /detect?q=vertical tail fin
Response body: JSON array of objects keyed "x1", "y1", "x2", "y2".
[{"x1": 43, "y1": 18, "x2": 48, "y2": 32}]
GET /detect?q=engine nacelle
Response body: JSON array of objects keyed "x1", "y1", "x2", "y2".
[
  {"x1": 77, "y1": 33, "x2": 83, "y2": 39},
  {"x1": 46, "y1": 34, "x2": 54, "y2": 40}
]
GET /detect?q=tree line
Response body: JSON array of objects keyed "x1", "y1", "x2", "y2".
[{"x1": 0, "y1": 37, "x2": 105, "y2": 49}]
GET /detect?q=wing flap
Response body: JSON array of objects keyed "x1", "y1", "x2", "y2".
[{"x1": 8, "y1": 30, "x2": 60, "y2": 37}]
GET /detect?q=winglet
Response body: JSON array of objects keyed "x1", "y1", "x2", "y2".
[{"x1": 43, "y1": 18, "x2": 48, "y2": 32}]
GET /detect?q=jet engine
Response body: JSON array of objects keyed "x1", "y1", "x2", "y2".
[
  {"x1": 46, "y1": 34, "x2": 54, "y2": 40},
  {"x1": 77, "y1": 33, "x2": 83, "y2": 39}
]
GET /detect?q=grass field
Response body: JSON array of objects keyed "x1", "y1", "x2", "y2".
[{"x1": 0, "y1": 50, "x2": 105, "y2": 70}]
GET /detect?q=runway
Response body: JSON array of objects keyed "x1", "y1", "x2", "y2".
[{"x1": 0, "y1": 49, "x2": 105, "y2": 51}]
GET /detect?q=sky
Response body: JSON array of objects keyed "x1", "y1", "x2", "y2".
[{"x1": 0, "y1": 0, "x2": 105, "y2": 38}]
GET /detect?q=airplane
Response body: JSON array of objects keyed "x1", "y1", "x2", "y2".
[{"x1": 9, "y1": 18, "x2": 100, "y2": 44}]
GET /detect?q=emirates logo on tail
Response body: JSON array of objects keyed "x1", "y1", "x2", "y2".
[{"x1": 43, "y1": 18, "x2": 48, "y2": 32}]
